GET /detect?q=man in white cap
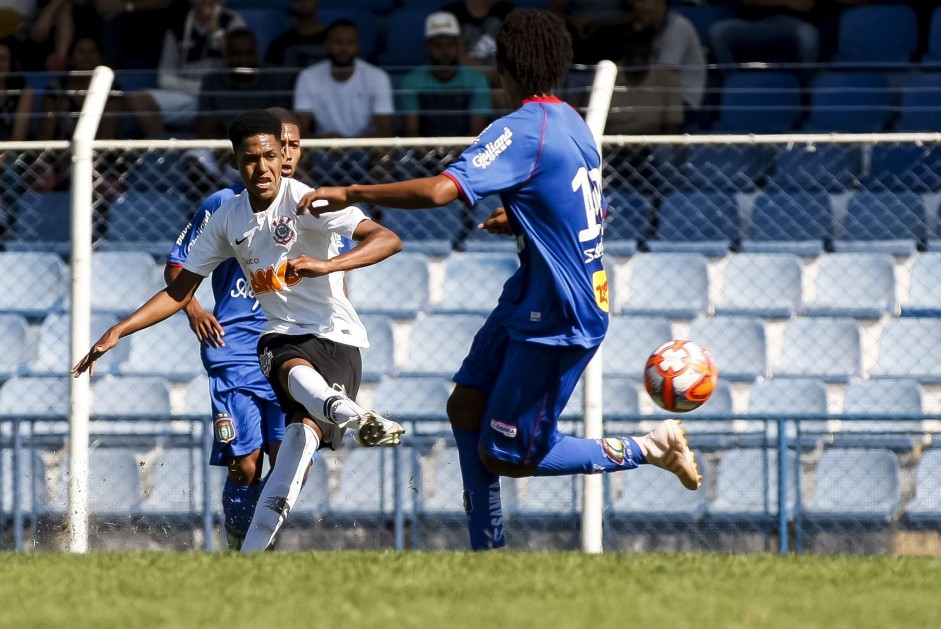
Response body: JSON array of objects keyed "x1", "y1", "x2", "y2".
[{"x1": 397, "y1": 10, "x2": 492, "y2": 137}]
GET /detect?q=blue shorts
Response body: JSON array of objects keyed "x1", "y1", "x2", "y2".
[
  {"x1": 207, "y1": 366, "x2": 286, "y2": 467},
  {"x1": 454, "y1": 318, "x2": 598, "y2": 466}
]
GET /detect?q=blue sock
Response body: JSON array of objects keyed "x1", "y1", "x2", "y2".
[
  {"x1": 452, "y1": 427, "x2": 506, "y2": 550},
  {"x1": 535, "y1": 435, "x2": 647, "y2": 477},
  {"x1": 222, "y1": 477, "x2": 261, "y2": 537}
]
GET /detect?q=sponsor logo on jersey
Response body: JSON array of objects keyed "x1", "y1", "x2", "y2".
[
  {"x1": 272, "y1": 216, "x2": 297, "y2": 247},
  {"x1": 249, "y1": 261, "x2": 302, "y2": 295},
  {"x1": 592, "y1": 269, "x2": 609, "y2": 312},
  {"x1": 490, "y1": 419, "x2": 517, "y2": 438},
  {"x1": 471, "y1": 127, "x2": 513, "y2": 169},
  {"x1": 214, "y1": 413, "x2": 237, "y2": 443},
  {"x1": 600, "y1": 437, "x2": 626, "y2": 465},
  {"x1": 259, "y1": 348, "x2": 273, "y2": 377}
]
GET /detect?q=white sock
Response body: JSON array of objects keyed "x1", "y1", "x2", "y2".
[
  {"x1": 287, "y1": 365, "x2": 367, "y2": 429},
  {"x1": 241, "y1": 423, "x2": 319, "y2": 552}
]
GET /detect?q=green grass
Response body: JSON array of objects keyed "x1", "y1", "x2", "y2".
[{"x1": 1, "y1": 551, "x2": 940, "y2": 628}]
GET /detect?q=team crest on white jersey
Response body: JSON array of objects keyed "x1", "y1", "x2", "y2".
[{"x1": 272, "y1": 216, "x2": 297, "y2": 247}]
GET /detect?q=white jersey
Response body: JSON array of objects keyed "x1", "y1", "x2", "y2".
[{"x1": 183, "y1": 177, "x2": 370, "y2": 347}]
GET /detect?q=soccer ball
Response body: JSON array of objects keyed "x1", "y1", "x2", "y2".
[{"x1": 643, "y1": 339, "x2": 718, "y2": 412}]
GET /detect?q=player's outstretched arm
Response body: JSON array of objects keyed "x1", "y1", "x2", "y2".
[
  {"x1": 71, "y1": 269, "x2": 204, "y2": 377},
  {"x1": 165, "y1": 263, "x2": 225, "y2": 348},
  {"x1": 297, "y1": 175, "x2": 460, "y2": 214}
]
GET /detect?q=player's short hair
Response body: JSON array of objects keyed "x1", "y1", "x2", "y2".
[
  {"x1": 496, "y1": 8, "x2": 572, "y2": 97},
  {"x1": 266, "y1": 107, "x2": 302, "y2": 129},
  {"x1": 228, "y1": 110, "x2": 283, "y2": 152}
]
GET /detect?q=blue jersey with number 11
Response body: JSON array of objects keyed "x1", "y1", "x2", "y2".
[{"x1": 443, "y1": 96, "x2": 609, "y2": 347}]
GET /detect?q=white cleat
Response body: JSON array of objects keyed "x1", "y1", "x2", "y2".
[
  {"x1": 639, "y1": 419, "x2": 702, "y2": 490},
  {"x1": 354, "y1": 410, "x2": 405, "y2": 447}
]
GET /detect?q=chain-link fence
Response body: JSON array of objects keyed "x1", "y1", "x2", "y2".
[{"x1": 3, "y1": 135, "x2": 941, "y2": 554}]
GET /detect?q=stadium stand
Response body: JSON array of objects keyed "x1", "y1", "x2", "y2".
[
  {"x1": 347, "y1": 251, "x2": 430, "y2": 318},
  {"x1": 714, "y1": 253, "x2": 803, "y2": 317},
  {"x1": 904, "y1": 449, "x2": 941, "y2": 527},
  {"x1": 603, "y1": 188, "x2": 651, "y2": 256},
  {"x1": 865, "y1": 144, "x2": 941, "y2": 192},
  {"x1": 399, "y1": 313, "x2": 485, "y2": 377},
  {"x1": 804, "y1": 448, "x2": 900, "y2": 526},
  {"x1": 710, "y1": 72, "x2": 802, "y2": 133},
  {"x1": 833, "y1": 378, "x2": 924, "y2": 450},
  {"x1": 740, "y1": 191, "x2": 833, "y2": 255},
  {"x1": 6, "y1": 192, "x2": 72, "y2": 254},
  {"x1": 902, "y1": 253, "x2": 941, "y2": 317},
  {"x1": 0, "y1": 315, "x2": 29, "y2": 379},
  {"x1": 143, "y1": 448, "x2": 204, "y2": 516},
  {"x1": 360, "y1": 314, "x2": 397, "y2": 382},
  {"x1": 767, "y1": 145, "x2": 862, "y2": 193},
  {"x1": 895, "y1": 73, "x2": 941, "y2": 132},
  {"x1": 744, "y1": 377, "x2": 829, "y2": 442},
  {"x1": 601, "y1": 315, "x2": 673, "y2": 378},
  {"x1": 870, "y1": 318, "x2": 941, "y2": 383},
  {"x1": 680, "y1": 146, "x2": 773, "y2": 195},
  {"x1": 802, "y1": 252, "x2": 897, "y2": 319},
  {"x1": 376, "y1": 203, "x2": 466, "y2": 256},
  {"x1": 706, "y1": 448, "x2": 798, "y2": 527},
  {"x1": 772, "y1": 317, "x2": 862, "y2": 383},
  {"x1": 88, "y1": 448, "x2": 143, "y2": 515},
  {"x1": 114, "y1": 312, "x2": 204, "y2": 381},
  {"x1": 617, "y1": 253, "x2": 710, "y2": 318},
  {"x1": 610, "y1": 459, "x2": 708, "y2": 527},
  {"x1": 0, "y1": 252, "x2": 66, "y2": 318},
  {"x1": 370, "y1": 376, "x2": 452, "y2": 424},
  {"x1": 688, "y1": 315, "x2": 768, "y2": 382},
  {"x1": 833, "y1": 189, "x2": 927, "y2": 255},
  {"x1": 29, "y1": 313, "x2": 123, "y2": 376},
  {"x1": 90, "y1": 251, "x2": 159, "y2": 316},
  {"x1": 831, "y1": 5, "x2": 918, "y2": 64},
  {"x1": 434, "y1": 251, "x2": 518, "y2": 315},
  {"x1": 803, "y1": 72, "x2": 893, "y2": 133},
  {"x1": 103, "y1": 190, "x2": 194, "y2": 255}
]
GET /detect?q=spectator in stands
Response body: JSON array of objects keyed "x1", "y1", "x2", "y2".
[
  {"x1": 549, "y1": 0, "x2": 631, "y2": 64},
  {"x1": 0, "y1": 39, "x2": 34, "y2": 141},
  {"x1": 293, "y1": 18, "x2": 394, "y2": 138},
  {"x1": 95, "y1": 0, "x2": 188, "y2": 70},
  {"x1": 264, "y1": 0, "x2": 327, "y2": 85},
  {"x1": 398, "y1": 11, "x2": 491, "y2": 138},
  {"x1": 439, "y1": 0, "x2": 514, "y2": 83},
  {"x1": 126, "y1": 0, "x2": 245, "y2": 138},
  {"x1": 0, "y1": 0, "x2": 74, "y2": 70}
]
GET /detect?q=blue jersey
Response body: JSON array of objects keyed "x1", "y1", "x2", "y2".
[
  {"x1": 167, "y1": 184, "x2": 265, "y2": 373},
  {"x1": 443, "y1": 96, "x2": 609, "y2": 347}
]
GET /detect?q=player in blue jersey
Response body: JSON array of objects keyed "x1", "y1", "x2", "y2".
[
  {"x1": 164, "y1": 107, "x2": 305, "y2": 551},
  {"x1": 301, "y1": 8, "x2": 702, "y2": 550}
]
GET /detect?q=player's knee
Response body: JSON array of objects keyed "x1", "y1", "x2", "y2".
[{"x1": 447, "y1": 385, "x2": 486, "y2": 432}]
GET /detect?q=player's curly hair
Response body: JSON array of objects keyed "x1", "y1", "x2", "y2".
[
  {"x1": 496, "y1": 9, "x2": 572, "y2": 97},
  {"x1": 227, "y1": 110, "x2": 283, "y2": 152}
]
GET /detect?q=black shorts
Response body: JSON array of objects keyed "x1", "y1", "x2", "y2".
[{"x1": 257, "y1": 333, "x2": 363, "y2": 450}]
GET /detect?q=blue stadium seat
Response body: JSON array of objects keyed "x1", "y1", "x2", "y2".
[
  {"x1": 833, "y1": 189, "x2": 927, "y2": 255},
  {"x1": 647, "y1": 191, "x2": 741, "y2": 255},
  {"x1": 602, "y1": 315, "x2": 673, "y2": 378},
  {"x1": 435, "y1": 252, "x2": 518, "y2": 315},
  {"x1": 768, "y1": 145, "x2": 863, "y2": 192},
  {"x1": 834, "y1": 379, "x2": 924, "y2": 448},
  {"x1": 773, "y1": 318, "x2": 862, "y2": 383},
  {"x1": 90, "y1": 251, "x2": 158, "y2": 316},
  {"x1": 378, "y1": 202, "x2": 466, "y2": 256},
  {"x1": 904, "y1": 449, "x2": 941, "y2": 527},
  {"x1": 832, "y1": 5, "x2": 918, "y2": 64},
  {"x1": 0, "y1": 251, "x2": 66, "y2": 318},
  {"x1": 400, "y1": 313, "x2": 486, "y2": 377},
  {"x1": 601, "y1": 376, "x2": 642, "y2": 422},
  {"x1": 715, "y1": 253, "x2": 803, "y2": 318},
  {"x1": 863, "y1": 144, "x2": 941, "y2": 192},
  {"x1": 902, "y1": 253, "x2": 941, "y2": 317},
  {"x1": 347, "y1": 251, "x2": 430, "y2": 318},
  {"x1": 7, "y1": 192, "x2": 72, "y2": 254},
  {"x1": 0, "y1": 376, "x2": 69, "y2": 426},
  {"x1": 239, "y1": 9, "x2": 291, "y2": 60},
  {"x1": 91, "y1": 376, "x2": 173, "y2": 423},
  {"x1": 104, "y1": 190, "x2": 195, "y2": 256},
  {"x1": 514, "y1": 475, "x2": 580, "y2": 519},
  {"x1": 706, "y1": 448, "x2": 798, "y2": 526},
  {"x1": 88, "y1": 448, "x2": 143, "y2": 514},
  {"x1": 360, "y1": 314, "x2": 396, "y2": 382},
  {"x1": 744, "y1": 377, "x2": 829, "y2": 441},
  {"x1": 318, "y1": 7, "x2": 378, "y2": 61},
  {"x1": 115, "y1": 312, "x2": 204, "y2": 381},
  {"x1": 331, "y1": 447, "x2": 405, "y2": 515},
  {"x1": 871, "y1": 318, "x2": 941, "y2": 383},
  {"x1": 804, "y1": 448, "x2": 899, "y2": 525},
  {"x1": 419, "y1": 442, "x2": 466, "y2": 515},
  {"x1": 618, "y1": 253, "x2": 709, "y2": 318},
  {"x1": 0, "y1": 314, "x2": 29, "y2": 378},
  {"x1": 462, "y1": 197, "x2": 518, "y2": 253},
  {"x1": 370, "y1": 376, "x2": 451, "y2": 424},
  {"x1": 143, "y1": 447, "x2": 203, "y2": 515},
  {"x1": 29, "y1": 313, "x2": 124, "y2": 376},
  {"x1": 603, "y1": 188, "x2": 651, "y2": 256},
  {"x1": 610, "y1": 459, "x2": 707, "y2": 525},
  {"x1": 895, "y1": 73, "x2": 941, "y2": 131},
  {"x1": 711, "y1": 72, "x2": 802, "y2": 133},
  {"x1": 680, "y1": 146, "x2": 774, "y2": 194},
  {"x1": 803, "y1": 72, "x2": 892, "y2": 133},
  {"x1": 741, "y1": 190, "x2": 833, "y2": 256},
  {"x1": 803, "y1": 253, "x2": 897, "y2": 318},
  {"x1": 671, "y1": 3, "x2": 734, "y2": 48},
  {"x1": 378, "y1": 7, "x2": 434, "y2": 66},
  {"x1": 688, "y1": 315, "x2": 768, "y2": 382},
  {"x1": 924, "y1": 8, "x2": 941, "y2": 65}
]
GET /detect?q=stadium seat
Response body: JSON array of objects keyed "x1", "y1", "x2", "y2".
[
  {"x1": 803, "y1": 253, "x2": 897, "y2": 319},
  {"x1": 88, "y1": 448, "x2": 143, "y2": 514},
  {"x1": 601, "y1": 315, "x2": 673, "y2": 378},
  {"x1": 318, "y1": 7, "x2": 378, "y2": 61},
  {"x1": 647, "y1": 379, "x2": 736, "y2": 447},
  {"x1": 610, "y1": 459, "x2": 707, "y2": 526},
  {"x1": 181, "y1": 375, "x2": 210, "y2": 417},
  {"x1": 347, "y1": 251, "x2": 430, "y2": 318},
  {"x1": 330, "y1": 447, "x2": 403, "y2": 515},
  {"x1": 744, "y1": 377, "x2": 829, "y2": 442},
  {"x1": 741, "y1": 191, "x2": 833, "y2": 256},
  {"x1": 603, "y1": 188, "x2": 651, "y2": 256},
  {"x1": 902, "y1": 253, "x2": 941, "y2": 317},
  {"x1": 679, "y1": 146, "x2": 774, "y2": 195},
  {"x1": 91, "y1": 376, "x2": 173, "y2": 436},
  {"x1": 895, "y1": 73, "x2": 941, "y2": 132},
  {"x1": 0, "y1": 314, "x2": 29, "y2": 378},
  {"x1": 617, "y1": 253, "x2": 710, "y2": 318},
  {"x1": 462, "y1": 196, "x2": 519, "y2": 253},
  {"x1": 904, "y1": 449, "x2": 941, "y2": 527},
  {"x1": 143, "y1": 447, "x2": 204, "y2": 516},
  {"x1": 0, "y1": 251, "x2": 66, "y2": 318},
  {"x1": 89, "y1": 251, "x2": 159, "y2": 315},
  {"x1": 715, "y1": 253, "x2": 803, "y2": 318},
  {"x1": 924, "y1": 8, "x2": 941, "y2": 64},
  {"x1": 834, "y1": 379, "x2": 924, "y2": 449},
  {"x1": 772, "y1": 318, "x2": 862, "y2": 383},
  {"x1": 863, "y1": 144, "x2": 941, "y2": 192},
  {"x1": 1, "y1": 449, "x2": 33, "y2": 514},
  {"x1": 377, "y1": 202, "x2": 466, "y2": 256},
  {"x1": 833, "y1": 189, "x2": 927, "y2": 255},
  {"x1": 711, "y1": 72, "x2": 802, "y2": 133},
  {"x1": 671, "y1": 3, "x2": 734, "y2": 47},
  {"x1": 378, "y1": 7, "x2": 434, "y2": 67},
  {"x1": 803, "y1": 72, "x2": 892, "y2": 133},
  {"x1": 370, "y1": 376, "x2": 451, "y2": 424},
  {"x1": 291, "y1": 455, "x2": 332, "y2": 519},
  {"x1": 688, "y1": 315, "x2": 768, "y2": 382},
  {"x1": 832, "y1": 5, "x2": 918, "y2": 64},
  {"x1": 239, "y1": 9, "x2": 291, "y2": 60},
  {"x1": 804, "y1": 448, "x2": 900, "y2": 525},
  {"x1": 104, "y1": 190, "x2": 195, "y2": 256},
  {"x1": 360, "y1": 314, "x2": 396, "y2": 382},
  {"x1": 514, "y1": 475, "x2": 580, "y2": 519},
  {"x1": 419, "y1": 442, "x2": 466, "y2": 515},
  {"x1": 400, "y1": 313, "x2": 486, "y2": 377},
  {"x1": 647, "y1": 190, "x2": 741, "y2": 255},
  {"x1": 6, "y1": 192, "x2": 72, "y2": 254},
  {"x1": 601, "y1": 376, "x2": 642, "y2": 422},
  {"x1": 0, "y1": 376, "x2": 70, "y2": 439},
  {"x1": 871, "y1": 318, "x2": 941, "y2": 383},
  {"x1": 115, "y1": 312, "x2": 204, "y2": 381},
  {"x1": 768, "y1": 145, "x2": 863, "y2": 193},
  {"x1": 706, "y1": 448, "x2": 798, "y2": 526},
  {"x1": 29, "y1": 313, "x2": 124, "y2": 376},
  {"x1": 434, "y1": 252, "x2": 518, "y2": 315}
]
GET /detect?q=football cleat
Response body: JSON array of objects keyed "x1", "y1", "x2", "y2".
[
  {"x1": 638, "y1": 419, "x2": 702, "y2": 490},
  {"x1": 354, "y1": 410, "x2": 405, "y2": 447}
]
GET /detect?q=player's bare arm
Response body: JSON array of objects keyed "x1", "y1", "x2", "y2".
[
  {"x1": 285, "y1": 219, "x2": 403, "y2": 281},
  {"x1": 165, "y1": 263, "x2": 225, "y2": 348},
  {"x1": 71, "y1": 269, "x2": 204, "y2": 377},
  {"x1": 297, "y1": 174, "x2": 460, "y2": 214}
]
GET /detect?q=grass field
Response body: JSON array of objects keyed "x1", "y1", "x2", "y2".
[{"x1": 2, "y1": 551, "x2": 940, "y2": 628}]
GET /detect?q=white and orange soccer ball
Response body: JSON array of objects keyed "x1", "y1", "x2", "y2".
[{"x1": 643, "y1": 339, "x2": 718, "y2": 413}]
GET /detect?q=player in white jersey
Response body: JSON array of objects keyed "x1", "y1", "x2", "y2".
[{"x1": 72, "y1": 109, "x2": 405, "y2": 552}]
